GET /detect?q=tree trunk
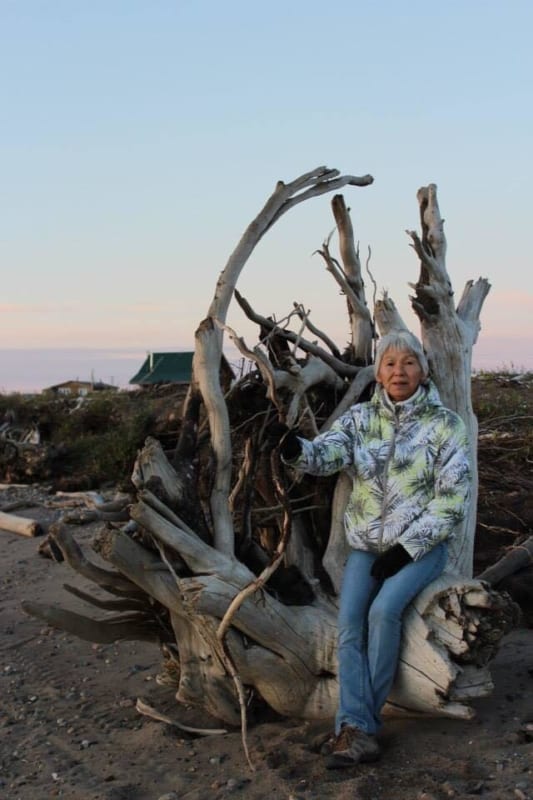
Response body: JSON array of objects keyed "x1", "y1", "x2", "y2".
[{"x1": 406, "y1": 185, "x2": 491, "y2": 577}]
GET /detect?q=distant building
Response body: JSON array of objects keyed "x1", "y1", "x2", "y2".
[
  {"x1": 43, "y1": 380, "x2": 117, "y2": 397},
  {"x1": 129, "y1": 352, "x2": 194, "y2": 386},
  {"x1": 129, "y1": 351, "x2": 234, "y2": 389}
]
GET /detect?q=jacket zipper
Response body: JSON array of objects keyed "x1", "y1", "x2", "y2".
[{"x1": 377, "y1": 406, "x2": 400, "y2": 552}]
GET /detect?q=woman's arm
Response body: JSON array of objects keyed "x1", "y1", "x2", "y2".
[{"x1": 286, "y1": 410, "x2": 357, "y2": 477}]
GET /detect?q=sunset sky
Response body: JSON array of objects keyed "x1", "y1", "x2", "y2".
[{"x1": 1, "y1": 1, "x2": 532, "y2": 392}]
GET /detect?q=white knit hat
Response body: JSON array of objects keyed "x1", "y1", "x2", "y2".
[{"x1": 374, "y1": 330, "x2": 429, "y2": 379}]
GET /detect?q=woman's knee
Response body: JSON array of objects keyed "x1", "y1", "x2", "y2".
[
  {"x1": 338, "y1": 613, "x2": 367, "y2": 644},
  {"x1": 368, "y1": 597, "x2": 402, "y2": 628}
]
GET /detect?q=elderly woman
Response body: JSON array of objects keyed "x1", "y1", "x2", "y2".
[{"x1": 278, "y1": 330, "x2": 471, "y2": 769}]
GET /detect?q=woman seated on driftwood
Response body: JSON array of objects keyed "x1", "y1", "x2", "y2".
[{"x1": 272, "y1": 330, "x2": 471, "y2": 769}]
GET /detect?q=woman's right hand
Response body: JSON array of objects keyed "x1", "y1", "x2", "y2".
[{"x1": 266, "y1": 422, "x2": 302, "y2": 461}]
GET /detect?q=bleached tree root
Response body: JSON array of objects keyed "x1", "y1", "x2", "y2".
[
  {"x1": 26, "y1": 507, "x2": 518, "y2": 725},
  {"x1": 20, "y1": 168, "x2": 511, "y2": 736}
]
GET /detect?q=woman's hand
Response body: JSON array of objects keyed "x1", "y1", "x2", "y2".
[
  {"x1": 266, "y1": 422, "x2": 302, "y2": 461},
  {"x1": 370, "y1": 544, "x2": 412, "y2": 579}
]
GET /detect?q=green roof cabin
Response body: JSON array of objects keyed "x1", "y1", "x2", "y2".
[{"x1": 129, "y1": 351, "x2": 234, "y2": 389}]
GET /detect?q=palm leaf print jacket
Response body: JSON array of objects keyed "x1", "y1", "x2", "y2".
[{"x1": 293, "y1": 382, "x2": 471, "y2": 561}]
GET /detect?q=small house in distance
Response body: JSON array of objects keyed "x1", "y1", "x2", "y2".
[
  {"x1": 44, "y1": 379, "x2": 117, "y2": 397},
  {"x1": 129, "y1": 351, "x2": 234, "y2": 390},
  {"x1": 129, "y1": 352, "x2": 194, "y2": 386}
]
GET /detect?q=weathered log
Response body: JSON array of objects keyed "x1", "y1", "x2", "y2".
[
  {"x1": 477, "y1": 536, "x2": 533, "y2": 585},
  {"x1": 0, "y1": 499, "x2": 40, "y2": 512},
  {"x1": 131, "y1": 437, "x2": 186, "y2": 504},
  {"x1": 49, "y1": 490, "x2": 106, "y2": 506},
  {"x1": 62, "y1": 584, "x2": 150, "y2": 612},
  {"x1": 0, "y1": 510, "x2": 41, "y2": 537},
  {"x1": 42, "y1": 448, "x2": 518, "y2": 723},
  {"x1": 21, "y1": 601, "x2": 160, "y2": 643},
  {"x1": 61, "y1": 509, "x2": 99, "y2": 525},
  {"x1": 322, "y1": 473, "x2": 351, "y2": 593},
  {"x1": 45, "y1": 491, "x2": 131, "y2": 523},
  {"x1": 51, "y1": 523, "x2": 144, "y2": 598}
]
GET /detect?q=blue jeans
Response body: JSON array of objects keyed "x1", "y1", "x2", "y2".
[{"x1": 336, "y1": 543, "x2": 447, "y2": 735}]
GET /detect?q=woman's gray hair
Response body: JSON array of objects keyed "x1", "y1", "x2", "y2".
[{"x1": 374, "y1": 330, "x2": 429, "y2": 379}]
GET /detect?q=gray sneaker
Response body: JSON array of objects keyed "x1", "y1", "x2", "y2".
[{"x1": 325, "y1": 725, "x2": 381, "y2": 769}]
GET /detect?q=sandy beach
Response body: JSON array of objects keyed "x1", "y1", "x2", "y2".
[{"x1": 1, "y1": 486, "x2": 532, "y2": 800}]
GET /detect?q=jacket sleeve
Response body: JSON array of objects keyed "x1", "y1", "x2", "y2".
[
  {"x1": 287, "y1": 410, "x2": 357, "y2": 476},
  {"x1": 399, "y1": 415, "x2": 471, "y2": 560}
]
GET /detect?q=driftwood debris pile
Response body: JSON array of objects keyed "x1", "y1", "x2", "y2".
[{"x1": 20, "y1": 167, "x2": 524, "y2": 731}]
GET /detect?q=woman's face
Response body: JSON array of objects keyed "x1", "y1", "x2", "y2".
[{"x1": 376, "y1": 348, "x2": 424, "y2": 401}]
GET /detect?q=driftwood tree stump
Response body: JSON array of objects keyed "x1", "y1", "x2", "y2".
[{"x1": 24, "y1": 167, "x2": 519, "y2": 733}]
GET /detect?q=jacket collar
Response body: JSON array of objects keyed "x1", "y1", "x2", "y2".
[{"x1": 373, "y1": 381, "x2": 441, "y2": 417}]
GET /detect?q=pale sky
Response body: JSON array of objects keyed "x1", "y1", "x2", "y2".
[{"x1": 1, "y1": 0, "x2": 532, "y2": 392}]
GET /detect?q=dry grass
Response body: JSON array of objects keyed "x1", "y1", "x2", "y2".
[{"x1": 472, "y1": 371, "x2": 533, "y2": 573}]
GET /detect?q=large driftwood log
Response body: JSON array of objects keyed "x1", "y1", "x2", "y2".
[
  {"x1": 477, "y1": 536, "x2": 533, "y2": 585},
  {"x1": 23, "y1": 168, "x2": 514, "y2": 734},
  {"x1": 0, "y1": 510, "x2": 41, "y2": 537},
  {"x1": 26, "y1": 462, "x2": 517, "y2": 724}
]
